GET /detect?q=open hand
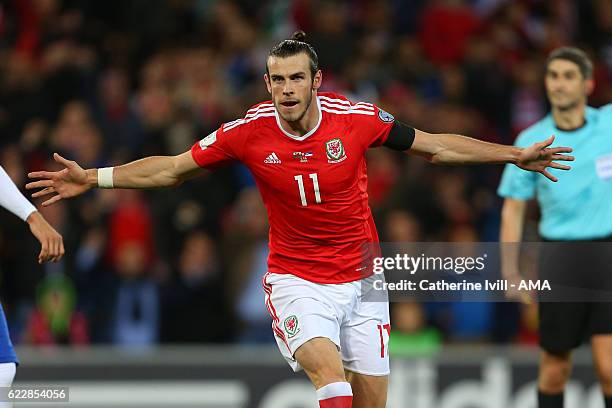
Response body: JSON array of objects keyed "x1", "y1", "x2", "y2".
[
  {"x1": 26, "y1": 153, "x2": 92, "y2": 206},
  {"x1": 517, "y1": 136, "x2": 574, "y2": 182}
]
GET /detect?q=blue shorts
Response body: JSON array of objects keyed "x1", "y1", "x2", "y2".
[{"x1": 0, "y1": 305, "x2": 18, "y2": 364}]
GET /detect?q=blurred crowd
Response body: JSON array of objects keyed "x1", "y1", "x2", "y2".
[{"x1": 0, "y1": 0, "x2": 611, "y2": 350}]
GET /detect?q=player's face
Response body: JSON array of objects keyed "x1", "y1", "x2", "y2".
[
  {"x1": 545, "y1": 59, "x2": 593, "y2": 111},
  {"x1": 265, "y1": 53, "x2": 322, "y2": 123}
]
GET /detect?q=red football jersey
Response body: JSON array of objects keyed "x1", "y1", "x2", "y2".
[{"x1": 191, "y1": 92, "x2": 395, "y2": 283}]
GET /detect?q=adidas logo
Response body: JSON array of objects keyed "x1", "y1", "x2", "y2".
[{"x1": 264, "y1": 152, "x2": 282, "y2": 164}]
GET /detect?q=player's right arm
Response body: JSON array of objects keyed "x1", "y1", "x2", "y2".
[
  {"x1": 27, "y1": 120, "x2": 245, "y2": 206},
  {"x1": 26, "y1": 151, "x2": 204, "y2": 207}
]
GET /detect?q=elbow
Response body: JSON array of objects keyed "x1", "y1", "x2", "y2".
[
  {"x1": 429, "y1": 153, "x2": 443, "y2": 165},
  {"x1": 428, "y1": 149, "x2": 467, "y2": 165},
  {"x1": 156, "y1": 172, "x2": 182, "y2": 188},
  {"x1": 427, "y1": 141, "x2": 448, "y2": 164},
  {"x1": 167, "y1": 158, "x2": 186, "y2": 187},
  {"x1": 427, "y1": 149, "x2": 448, "y2": 165},
  {"x1": 168, "y1": 176, "x2": 184, "y2": 188}
]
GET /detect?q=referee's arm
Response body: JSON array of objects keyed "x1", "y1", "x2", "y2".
[{"x1": 500, "y1": 198, "x2": 527, "y2": 278}]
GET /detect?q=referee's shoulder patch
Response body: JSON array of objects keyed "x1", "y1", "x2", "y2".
[{"x1": 378, "y1": 108, "x2": 395, "y2": 123}]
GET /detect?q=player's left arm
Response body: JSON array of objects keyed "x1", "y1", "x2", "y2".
[{"x1": 387, "y1": 122, "x2": 574, "y2": 182}]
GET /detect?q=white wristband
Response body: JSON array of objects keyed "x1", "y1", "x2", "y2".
[{"x1": 97, "y1": 167, "x2": 114, "y2": 188}]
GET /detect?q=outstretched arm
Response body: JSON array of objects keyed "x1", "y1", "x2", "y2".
[
  {"x1": 0, "y1": 165, "x2": 63, "y2": 263},
  {"x1": 410, "y1": 130, "x2": 573, "y2": 182},
  {"x1": 26, "y1": 150, "x2": 205, "y2": 206}
]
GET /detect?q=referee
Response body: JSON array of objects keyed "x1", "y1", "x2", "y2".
[{"x1": 499, "y1": 47, "x2": 612, "y2": 408}]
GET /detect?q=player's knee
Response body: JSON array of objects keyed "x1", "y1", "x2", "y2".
[
  {"x1": 295, "y1": 340, "x2": 345, "y2": 389},
  {"x1": 307, "y1": 362, "x2": 346, "y2": 389},
  {"x1": 539, "y1": 366, "x2": 571, "y2": 393},
  {"x1": 539, "y1": 352, "x2": 571, "y2": 393}
]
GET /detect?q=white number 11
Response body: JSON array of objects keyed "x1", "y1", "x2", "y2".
[{"x1": 294, "y1": 173, "x2": 321, "y2": 206}]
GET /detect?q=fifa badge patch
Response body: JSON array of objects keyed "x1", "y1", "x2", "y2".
[
  {"x1": 284, "y1": 315, "x2": 300, "y2": 338},
  {"x1": 596, "y1": 154, "x2": 612, "y2": 181},
  {"x1": 326, "y1": 138, "x2": 347, "y2": 163},
  {"x1": 198, "y1": 131, "x2": 217, "y2": 150},
  {"x1": 378, "y1": 108, "x2": 394, "y2": 123}
]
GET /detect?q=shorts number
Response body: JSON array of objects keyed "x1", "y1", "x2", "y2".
[
  {"x1": 377, "y1": 323, "x2": 391, "y2": 358},
  {"x1": 294, "y1": 173, "x2": 322, "y2": 206}
]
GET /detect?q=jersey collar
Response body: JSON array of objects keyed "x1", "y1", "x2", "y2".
[
  {"x1": 555, "y1": 119, "x2": 587, "y2": 132},
  {"x1": 274, "y1": 95, "x2": 322, "y2": 141}
]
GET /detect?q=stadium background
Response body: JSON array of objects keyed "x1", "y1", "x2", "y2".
[{"x1": 0, "y1": 0, "x2": 610, "y2": 406}]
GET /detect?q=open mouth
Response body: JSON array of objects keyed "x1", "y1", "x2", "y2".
[{"x1": 281, "y1": 101, "x2": 299, "y2": 107}]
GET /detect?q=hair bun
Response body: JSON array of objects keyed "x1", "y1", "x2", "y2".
[{"x1": 292, "y1": 30, "x2": 307, "y2": 42}]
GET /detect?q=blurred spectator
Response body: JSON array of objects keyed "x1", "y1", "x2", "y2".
[
  {"x1": 308, "y1": 0, "x2": 353, "y2": 77},
  {"x1": 50, "y1": 101, "x2": 105, "y2": 168},
  {"x1": 226, "y1": 188, "x2": 274, "y2": 344},
  {"x1": 105, "y1": 239, "x2": 159, "y2": 346},
  {"x1": 107, "y1": 190, "x2": 155, "y2": 269},
  {"x1": 160, "y1": 231, "x2": 233, "y2": 343},
  {"x1": 25, "y1": 273, "x2": 88, "y2": 345},
  {"x1": 383, "y1": 209, "x2": 422, "y2": 242},
  {"x1": 389, "y1": 302, "x2": 441, "y2": 356},
  {"x1": 509, "y1": 58, "x2": 547, "y2": 137},
  {"x1": 93, "y1": 68, "x2": 145, "y2": 157},
  {"x1": 419, "y1": 0, "x2": 481, "y2": 65},
  {"x1": 88, "y1": 191, "x2": 159, "y2": 345},
  {"x1": 367, "y1": 149, "x2": 401, "y2": 208}
]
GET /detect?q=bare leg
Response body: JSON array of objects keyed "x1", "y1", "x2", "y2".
[
  {"x1": 592, "y1": 335, "x2": 612, "y2": 398},
  {"x1": 345, "y1": 369, "x2": 388, "y2": 408}
]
